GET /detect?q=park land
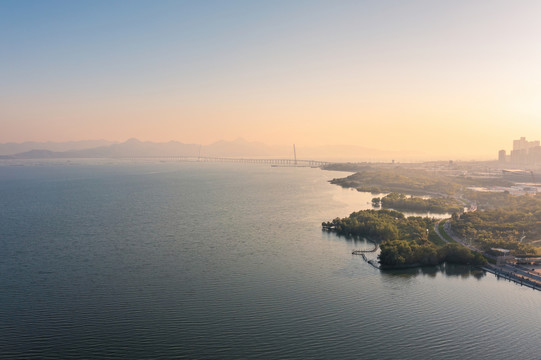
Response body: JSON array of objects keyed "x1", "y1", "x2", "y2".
[{"x1": 322, "y1": 160, "x2": 541, "y2": 273}]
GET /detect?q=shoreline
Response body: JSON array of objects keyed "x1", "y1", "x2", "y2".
[{"x1": 482, "y1": 264, "x2": 541, "y2": 292}]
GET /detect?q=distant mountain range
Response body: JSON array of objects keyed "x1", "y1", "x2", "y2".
[
  {"x1": 0, "y1": 140, "x2": 116, "y2": 156},
  {"x1": 0, "y1": 138, "x2": 421, "y2": 162}
]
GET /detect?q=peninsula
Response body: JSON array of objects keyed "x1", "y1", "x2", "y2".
[
  {"x1": 323, "y1": 209, "x2": 486, "y2": 268},
  {"x1": 324, "y1": 162, "x2": 541, "y2": 270}
]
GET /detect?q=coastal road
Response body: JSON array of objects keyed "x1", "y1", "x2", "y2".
[
  {"x1": 442, "y1": 220, "x2": 483, "y2": 253},
  {"x1": 432, "y1": 214, "x2": 487, "y2": 254},
  {"x1": 434, "y1": 219, "x2": 450, "y2": 243}
]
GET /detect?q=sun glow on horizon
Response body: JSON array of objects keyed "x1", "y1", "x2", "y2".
[{"x1": 1, "y1": 0, "x2": 540, "y2": 159}]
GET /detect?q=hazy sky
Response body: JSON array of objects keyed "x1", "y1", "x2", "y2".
[{"x1": 2, "y1": 0, "x2": 541, "y2": 159}]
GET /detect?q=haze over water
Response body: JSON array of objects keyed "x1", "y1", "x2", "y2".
[{"x1": 1, "y1": 162, "x2": 539, "y2": 359}]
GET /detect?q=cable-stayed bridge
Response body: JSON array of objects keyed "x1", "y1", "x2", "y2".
[
  {"x1": 141, "y1": 145, "x2": 331, "y2": 167},
  {"x1": 118, "y1": 145, "x2": 331, "y2": 166},
  {"x1": 152, "y1": 155, "x2": 330, "y2": 167}
]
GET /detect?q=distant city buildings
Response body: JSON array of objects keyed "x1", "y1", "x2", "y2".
[
  {"x1": 499, "y1": 137, "x2": 541, "y2": 165},
  {"x1": 498, "y1": 149, "x2": 507, "y2": 162}
]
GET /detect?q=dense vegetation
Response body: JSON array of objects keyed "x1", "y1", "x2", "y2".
[
  {"x1": 463, "y1": 189, "x2": 539, "y2": 210},
  {"x1": 326, "y1": 164, "x2": 540, "y2": 264},
  {"x1": 329, "y1": 165, "x2": 514, "y2": 196},
  {"x1": 451, "y1": 193, "x2": 541, "y2": 255},
  {"x1": 379, "y1": 241, "x2": 486, "y2": 267},
  {"x1": 323, "y1": 209, "x2": 486, "y2": 267},
  {"x1": 375, "y1": 193, "x2": 464, "y2": 214},
  {"x1": 330, "y1": 167, "x2": 462, "y2": 195},
  {"x1": 322, "y1": 209, "x2": 433, "y2": 242},
  {"x1": 321, "y1": 163, "x2": 371, "y2": 172}
]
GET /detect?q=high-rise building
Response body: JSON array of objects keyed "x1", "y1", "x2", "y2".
[
  {"x1": 498, "y1": 149, "x2": 507, "y2": 162},
  {"x1": 506, "y1": 137, "x2": 541, "y2": 165},
  {"x1": 513, "y1": 137, "x2": 540, "y2": 152}
]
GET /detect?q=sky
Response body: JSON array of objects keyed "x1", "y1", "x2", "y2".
[{"x1": 1, "y1": 0, "x2": 541, "y2": 159}]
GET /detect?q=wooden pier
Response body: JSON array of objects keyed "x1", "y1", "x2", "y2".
[
  {"x1": 351, "y1": 242, "x2": 378, "y2": 255},
  {"x1": 352, "y1": 241, "x2": 381, "y2": 269}
]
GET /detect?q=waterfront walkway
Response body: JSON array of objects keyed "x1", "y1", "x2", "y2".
[
  {"x1": 351, "y1": 242, "x2": 378, "y2": 255},
  {"x1": 482, "y1": 264, "x2": 541, "y2": 291},
  {"x1": 352, "y1": 241, "x2": 380, "y2": 269}
]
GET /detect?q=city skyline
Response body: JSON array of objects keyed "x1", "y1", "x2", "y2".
[
  {"x1": 2, "y1": 1, "x2": 541, "y2": 159},
  {"x1": 499, "y1": 136, "x2": 541, "y2": 165}
]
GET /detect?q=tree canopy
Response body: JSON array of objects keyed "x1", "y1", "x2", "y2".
[
  {"x1": 377, "y1": 192, "x2": 464, "y2": 213},
  {"x1": 451, "y1": 194, "x2": 541, "y2": 255}
]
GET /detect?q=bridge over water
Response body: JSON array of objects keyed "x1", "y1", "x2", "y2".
[{"x1": 154, "y1": 155, "x2": 331, "y2": 167}]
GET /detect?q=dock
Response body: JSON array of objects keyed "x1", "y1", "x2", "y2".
[{"x1": 351, "y1": 241, "x2": 378, "y2": 255}]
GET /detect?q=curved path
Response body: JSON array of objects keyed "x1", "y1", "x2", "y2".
[
  {"x1": 434, "y1": 219, "x2": 450, "y2": 243},
  {"x1": 351, "y1": 241, "x2": 378, "y2": 254},
  {"x1": 442, "y1": 220, "x2": 483, "y2": 252}
]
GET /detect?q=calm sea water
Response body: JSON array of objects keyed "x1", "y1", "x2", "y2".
[{"x1": 0, "y1": 161, "x2": 539, "y2": 359}]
